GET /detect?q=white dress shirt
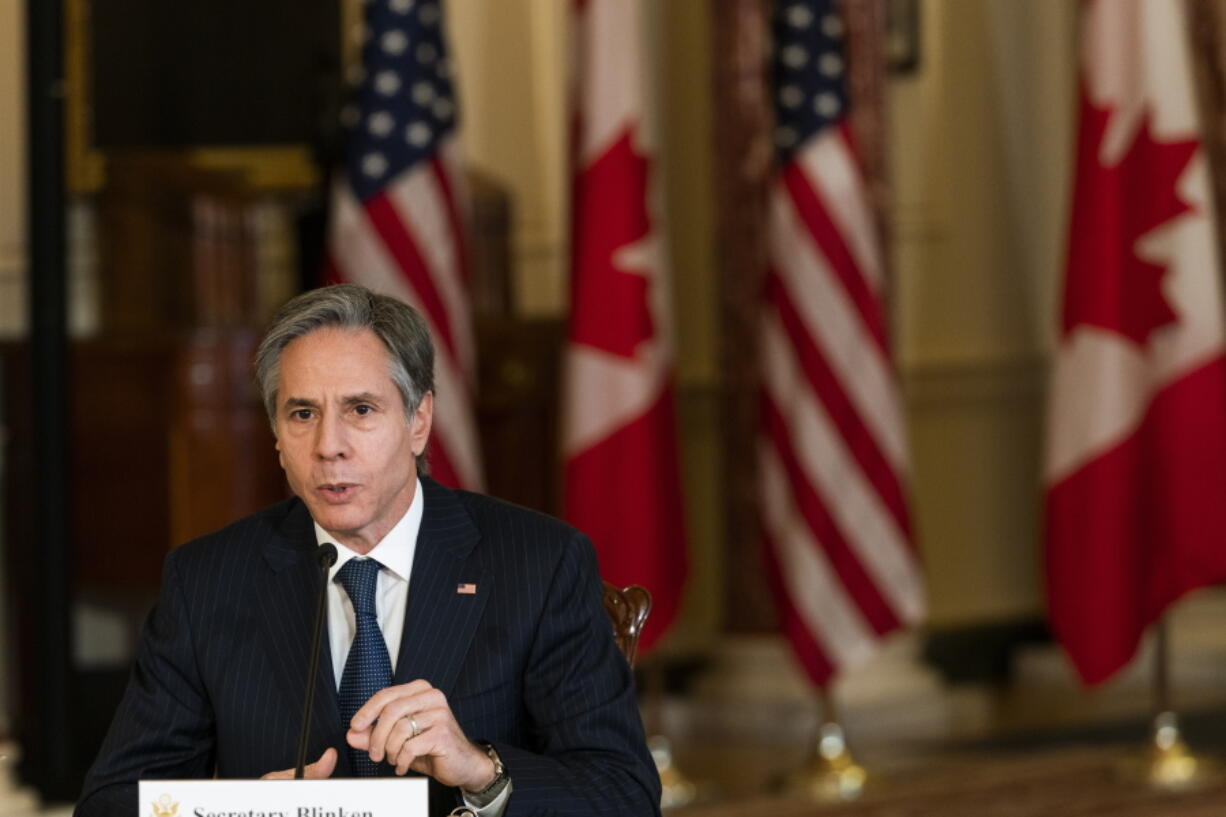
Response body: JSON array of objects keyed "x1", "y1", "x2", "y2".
[
  {"x1": 318, "y1": 481, "x2": 422, "y2": 686},
  {"x1": 313, "y1": 478, "x2": 510, "y2": 816}
]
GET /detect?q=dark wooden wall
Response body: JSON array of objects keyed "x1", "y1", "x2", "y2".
[{"x1": 89, "y1": 0, "x2": 340, "y2": 148}]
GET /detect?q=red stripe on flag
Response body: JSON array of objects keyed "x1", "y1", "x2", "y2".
[
  {"x1": 760, "y1": 2, "x2": 919, "y2": 688},
  {"x1": 766, "y1": 270, "x2": 912, "y2": 540},
  {"x1": 429, "y1": 156, "x2": 470, "y2": 289},
  {"x1": 322, "y1": 254, "x2": 342, "y2": 286},
  {"x1": 425, "y1": 434, "x2": 463, "y2": 492},
  {"x1": 762, "y1": 394, "x2": 902, "y2": 636},
  {"x1": 563, "y1": 388, "x2": 687, "y2": 653},
  {"x1": 761, "y1": 526, "x2": 837, "y2": 686},
  {"x1": 1046, "y1": 354, "x2": 1226, "y2": 685},
  {"x1": 363, "y1": 192, "x2": 459, "y2": 360},
  {"x1": 780, "y1": 163, "x2": 889, "y2": 354}
]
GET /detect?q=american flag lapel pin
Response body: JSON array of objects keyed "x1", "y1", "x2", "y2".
[{"x1": 456, "y1": 583, "x2": 477, "y2": 595}]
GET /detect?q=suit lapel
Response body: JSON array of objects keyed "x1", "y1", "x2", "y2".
[
  {"x1": 258, "y1": 501, "x2": 345, "y2": 763},
  {"x1": 256, "y1": 480, "x2": 488, "y2": 774},
  {"x1": 393, "y1": 478, "x2": 490, "y2": 695}
]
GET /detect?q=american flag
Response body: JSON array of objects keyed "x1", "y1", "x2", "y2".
[
  {"x1": 760, "y1": 0, "x2": 923, "y2": 686},
  {"x1": 326, "y1": 0, "x2": 482, "y2": 491}
]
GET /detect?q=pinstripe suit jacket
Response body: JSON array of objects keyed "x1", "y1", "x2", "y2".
[{"x1": 76, "y1": 477, "x2": 661, "y2": 817}]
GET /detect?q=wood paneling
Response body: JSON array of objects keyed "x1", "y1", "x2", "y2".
[
  {"x1": 168, "y1": 331, "x2": 286, "y2": 548},
  {"x1": 1, "y1": 334, "x2": 286, "y2": 592},
  {"x1": 711, "y1": 0, "x2": 775, "y2": 633},
  {"x1": 474, "y1": 316, "x2": 566, "y2": 516}
]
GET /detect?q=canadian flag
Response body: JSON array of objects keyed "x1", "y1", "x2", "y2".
[
  {"x1": 562, "y1": 0, "x2": 687, "y2": 653},
  {"x1": 1045, "y1": 0, "x2": 1226, "y2": 685}
]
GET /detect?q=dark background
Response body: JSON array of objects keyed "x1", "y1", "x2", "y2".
[{"x1": 91, "y1": 0, "x2": 340, "y2": 149}]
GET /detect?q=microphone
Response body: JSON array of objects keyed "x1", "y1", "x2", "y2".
[{"x1": 295, "y1": 542, "x2": 338, "y2": 779}]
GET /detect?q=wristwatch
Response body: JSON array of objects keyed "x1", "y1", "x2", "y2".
[{"x1": 463, "y1": 742, "x2": 510, "y2": 807}]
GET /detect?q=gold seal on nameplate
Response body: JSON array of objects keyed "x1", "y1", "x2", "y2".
[{"x1": 151, "y1": 793, "x2": 180, "y2": 817}]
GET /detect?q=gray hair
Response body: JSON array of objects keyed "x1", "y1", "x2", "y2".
[{"x1": 254, "y1": 284, "x2": 434, "y2": 472}]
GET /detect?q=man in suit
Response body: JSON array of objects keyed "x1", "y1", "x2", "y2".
[{"x1": 76, "y1": 285, "x2": 661, "y2": 817}]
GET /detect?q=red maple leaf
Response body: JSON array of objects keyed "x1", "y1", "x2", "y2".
[
  {"x1": 568, "y1": 128, "x2": 655, "y2": 359},
  {"x1": 1062, "y1": 91, "x2": 1199, "y2": 345}
]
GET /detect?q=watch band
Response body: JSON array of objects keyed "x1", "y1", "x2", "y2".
[{"x1": 463, "y1": 742, "x2": 510, "y2": 807}]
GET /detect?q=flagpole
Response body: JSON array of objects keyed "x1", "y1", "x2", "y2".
[
  {"x1": 644, "y1": 662, "x2": 697, "y2": 809},
  {"x1": 1153, "y1": 615, "x2": 1170, "y2": 717},
  {"x1": 779, "y1": 686, "x2": 866, "y2": 801},
  {"x1": 1112, "y1": 613, "x2": 1218, "y2": 789},
  {"x1": 1139, "y1": 616, "x2": 1200, "y2": 789}
]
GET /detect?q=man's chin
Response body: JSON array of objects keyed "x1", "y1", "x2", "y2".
[{"x1": 304, "y1": 505, "x2": 364, "y2": 538}]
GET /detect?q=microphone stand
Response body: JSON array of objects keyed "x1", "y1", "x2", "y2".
[{"x1": 295, "y1": 543, "x2": 338, "y2": 779}]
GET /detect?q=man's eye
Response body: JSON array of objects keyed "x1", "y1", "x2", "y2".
[
  {"x1": 292, "y1": 409, "x2": 313, "y2": 420},
  {"x1": 354, "y1": 404, "x2": 373, "y2": 416}
]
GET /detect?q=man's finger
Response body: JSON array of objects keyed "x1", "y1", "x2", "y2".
[
  {"x1": 350, "y1": 680, "x2": 432, "y2": 731},
  {"x1": 306, "y1": 747, "x2": 338, "y2": 779},
  {"x1": 346, "y1": 726, "x2": 371, "y2": 751},
  {"x1": 394, "y1": 753, "x2": 415, "y2": 776},
  {"x1": 387, "y1": 717, "x2": 426, "y2": 773},
  {"x1": 367, "y1": 707, "x2": 422, "y2": 763},
  {"x1": 260, "y1": 747, "x2": 338, "y2": 780}
]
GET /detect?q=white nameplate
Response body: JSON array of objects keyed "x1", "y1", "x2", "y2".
[{"x1": 138, "y1": 778, "x2": 429, "y2": 817}]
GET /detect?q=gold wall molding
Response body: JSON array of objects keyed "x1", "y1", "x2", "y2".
[{"x1": 902, "y1": 354, "x2": 1045, "y2": 409}]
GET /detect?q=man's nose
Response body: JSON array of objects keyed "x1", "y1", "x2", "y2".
[{"x1": 314, "y1": 414, "x2": 349, "y2": 459}]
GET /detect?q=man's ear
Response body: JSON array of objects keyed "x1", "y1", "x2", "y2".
[
  {"x1": 274, "y1": 434, "x2": 286, "y2": 470},
  {"x1": 410, "y1": 392, "x2": 433, "y2": 457}
]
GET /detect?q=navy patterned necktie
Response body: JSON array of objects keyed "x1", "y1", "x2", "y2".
[{"x1": 337, "y1": 558, "x2": 393, "y2": 777}]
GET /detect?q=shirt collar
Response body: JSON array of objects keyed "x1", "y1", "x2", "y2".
[{"x1": 314, "y1": 477, "x2": 423, "y2": 583}]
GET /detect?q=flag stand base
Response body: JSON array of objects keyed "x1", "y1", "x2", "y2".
[
  {"x1": 1115, "y1": 711, "x2": 1219, "y2": 791},
  {"x1": 650, "y1": 735, "x2": 697, "y2": 809},
  {"x1": 643, "y1": 662, "x2": 698, "y2": 809},
  {"x1": 0, "y1": 741, "x2": 39, "y2": 815},
  {"x1": 778, "y1": 721, "x2": 867, "y2": 802}
]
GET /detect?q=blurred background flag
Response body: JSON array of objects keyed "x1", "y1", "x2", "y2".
[
  {"x1": 1045, "y1": 0, "x2": 1226, "y2": 685},
  {"x1": 325, "y1": 0, "x2": 482, "y2": 491},
  {"x1": 759, "y1": 0, "x2": 923, "y2": 686},
  {"x1": 563, "y1": 0, "x2": 688, "y2": 654}
]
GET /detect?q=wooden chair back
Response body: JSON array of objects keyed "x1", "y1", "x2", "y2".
[{"x1": 602, "y1": 582, "x2": 652, "y2": 668}]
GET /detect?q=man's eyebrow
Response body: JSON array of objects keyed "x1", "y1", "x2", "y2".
[{"x1": 281, "y1": 393, "x2": 383, "y2": 410}]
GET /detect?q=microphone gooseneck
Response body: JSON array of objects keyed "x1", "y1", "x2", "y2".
[{"x1": 295, "y1": 543, "x2": 338, "y2": 779}]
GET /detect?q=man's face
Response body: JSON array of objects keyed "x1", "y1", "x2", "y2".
[{"x1": 273, "y1": 326, "x2": 431, "y2": 553}]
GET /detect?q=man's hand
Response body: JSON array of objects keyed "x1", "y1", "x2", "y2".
[
  {"x1": 347, "y1": 680, "x2": 496, "y2": 791},
  {"x1": 261, "y1": 748, "x2": 338, "y2": 780}
]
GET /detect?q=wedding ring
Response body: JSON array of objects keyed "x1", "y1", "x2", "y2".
[{"x1": 408, "y1": 715, "x2": 420, "y2": 738}]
